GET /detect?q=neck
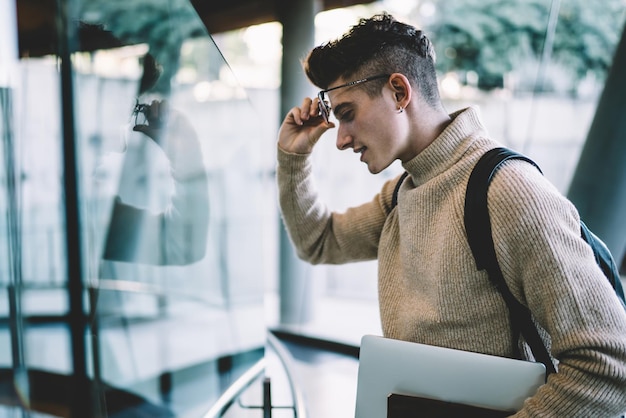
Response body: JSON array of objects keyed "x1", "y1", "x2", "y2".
[{"x1": 404, "y1": 104, "x2": 452, "y2": 161}]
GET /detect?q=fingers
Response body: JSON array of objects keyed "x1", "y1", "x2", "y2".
[
  {"x1": 132, "y1": 124, "x2": 158, "y2": 141},
  {"x1": 301, "y1": 97, "x2": 320, "y2": 123},
  {"x1": 147, "y1": 100, "x2": 169, "y2": 125},
  {"x1": 278, "y1": 97, "x2": 335, "y2": 155},
  {"x1": 283, "y1": 99, "x2": 326, "y2": 132},
  {"x1": 133, "y1": 100, "x2": 165, "y2": 140},
  {"x1": 289, "y1": 98, "x2": 310, "y2": 125}
]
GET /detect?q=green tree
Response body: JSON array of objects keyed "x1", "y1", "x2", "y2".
[
  {"x1": 427, "y1": 0, "x2": 625, "y2": 91},
  {"x1": 77, "y1": 0, "x2": 207, "y2": 95}
]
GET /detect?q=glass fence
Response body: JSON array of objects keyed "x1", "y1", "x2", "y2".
[{"x1": 1, "y1": 0, "x2": 267, "y2": 416}]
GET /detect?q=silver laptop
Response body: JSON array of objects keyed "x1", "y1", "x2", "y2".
[{"x1": 355, "y1": 335, "x2": 546, "y2": 418}]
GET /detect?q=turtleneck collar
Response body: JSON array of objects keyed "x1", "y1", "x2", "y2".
[{"x1": 402, "y1": 106, "x2": 489, "y2": 185}]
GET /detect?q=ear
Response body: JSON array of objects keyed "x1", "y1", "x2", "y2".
[{"x1": 389, "y1": 73, "x2": 412, "y2": 110}]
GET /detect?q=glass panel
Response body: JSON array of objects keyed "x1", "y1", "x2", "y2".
[{"x1": 2, "y1": 0, "x2": 267, "y2": 416}]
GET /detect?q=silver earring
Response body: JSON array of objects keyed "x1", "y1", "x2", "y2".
[{"x1": 397, "y1": 106, "x2": 404, "y2": 113}]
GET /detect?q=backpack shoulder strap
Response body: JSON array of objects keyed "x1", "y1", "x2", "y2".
[
  {"x1": 391, "y1": 171, "x2": 410, "y2": 210},
  {"x1": 580, "y1": 221, "x2": 626, "y2": 306},
  {"x1": 464, "y1": 147, "x2": 556, "y2": 374},
  {"x1": 465, "y1": 148, "x2": 541, "y2": 270}
]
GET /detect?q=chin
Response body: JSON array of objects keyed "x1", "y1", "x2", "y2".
[
  {"x1": 367, "y1": 164, "x2": 383, "y2": 175},
  {"x1": 366, "y1": 159, "x2": 392, "y2": 175}
]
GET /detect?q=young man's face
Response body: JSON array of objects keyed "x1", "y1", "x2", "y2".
[{"x1": 327, "y1": 79, "x2": 412, "y2": 174}]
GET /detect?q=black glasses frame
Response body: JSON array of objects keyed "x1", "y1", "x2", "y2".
[
  {"x1": 317, "y1": 74, "x2": 390, "y2": 123},
  {"x1": 132, "y1": 99, "x2": 150, "y2": 126}
]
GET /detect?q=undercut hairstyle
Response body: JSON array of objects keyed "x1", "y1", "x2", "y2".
[{"x1": 303, "y1": 13, "x2": 441, "y2": 108}]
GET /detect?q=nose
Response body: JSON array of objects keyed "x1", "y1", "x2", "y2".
[{"x1": 336, "y1": 129, "x2": 353, "y2": 151}]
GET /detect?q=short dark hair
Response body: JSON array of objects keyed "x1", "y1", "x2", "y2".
[{"x1": 303, "y1": 13, "x2": 440, "y2": 107}]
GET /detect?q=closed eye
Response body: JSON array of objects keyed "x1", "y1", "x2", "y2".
[{"x1": 335, "y1": 110, "x2": 354, "y2": 122}]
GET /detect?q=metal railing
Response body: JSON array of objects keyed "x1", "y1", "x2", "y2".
[
  {"x1": 267, "y1": 331, "x2": 308, "y2": 418},
  {"x1": 202, "y1": 331, "x2": 308, "y2": 418},
  {"x1": 202, "y1": 358, "x2": 267, "y2": 418}
]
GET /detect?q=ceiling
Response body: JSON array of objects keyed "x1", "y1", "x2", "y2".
[
  {"x1": 192, "y1": 0, "x2": 376, "y2": 33},
  {"x1": 15, "y1": 0, "x2": 376, "y2": 57}
]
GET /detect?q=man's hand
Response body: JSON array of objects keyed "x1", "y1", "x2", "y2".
[
  {"x1": 132, "y1": 99, "x2": 169, "y2": 144},
  {"x1": 278, "y1": 97, "x2": 335, "y2": 154},
  {"x1": 131, "y1": 100, "x2": 204, "y2": 179}
]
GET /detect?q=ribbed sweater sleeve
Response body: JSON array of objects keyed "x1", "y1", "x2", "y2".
[{"x1": 276, "y1": 145, "x2": 398, "y2": 264}]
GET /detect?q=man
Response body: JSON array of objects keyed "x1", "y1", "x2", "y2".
[
  {"x1": 101, "y1": 99, "x2": 209, "y2": 266},
  {"x1": 277, "y1": 12, "x2": 626, "y2": 417}
]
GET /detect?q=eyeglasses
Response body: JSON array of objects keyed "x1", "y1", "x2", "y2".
[
  {"x1": 317, "y1": 74, "x2": 390, "y2": 123},
  {"x1": 132, "y1": 99, "x2": 149, "y2": 126}
]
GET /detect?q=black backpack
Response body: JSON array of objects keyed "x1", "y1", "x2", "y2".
[{"x1": 392, "y1": 147, "x2": 626, "y2": 374}]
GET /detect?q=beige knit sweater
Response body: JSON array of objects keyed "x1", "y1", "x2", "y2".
[{"x1": 277, "y1": 107, "x2": 626, "y2": 417}]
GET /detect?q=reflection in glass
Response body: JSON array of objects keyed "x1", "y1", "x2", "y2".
[{"x1": 2, "y1": 0, "x2": 267, "y2": 416}]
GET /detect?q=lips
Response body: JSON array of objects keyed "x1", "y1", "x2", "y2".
[{"x1": 355, "y1": 146, "x2": 367, "y2": 161}]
